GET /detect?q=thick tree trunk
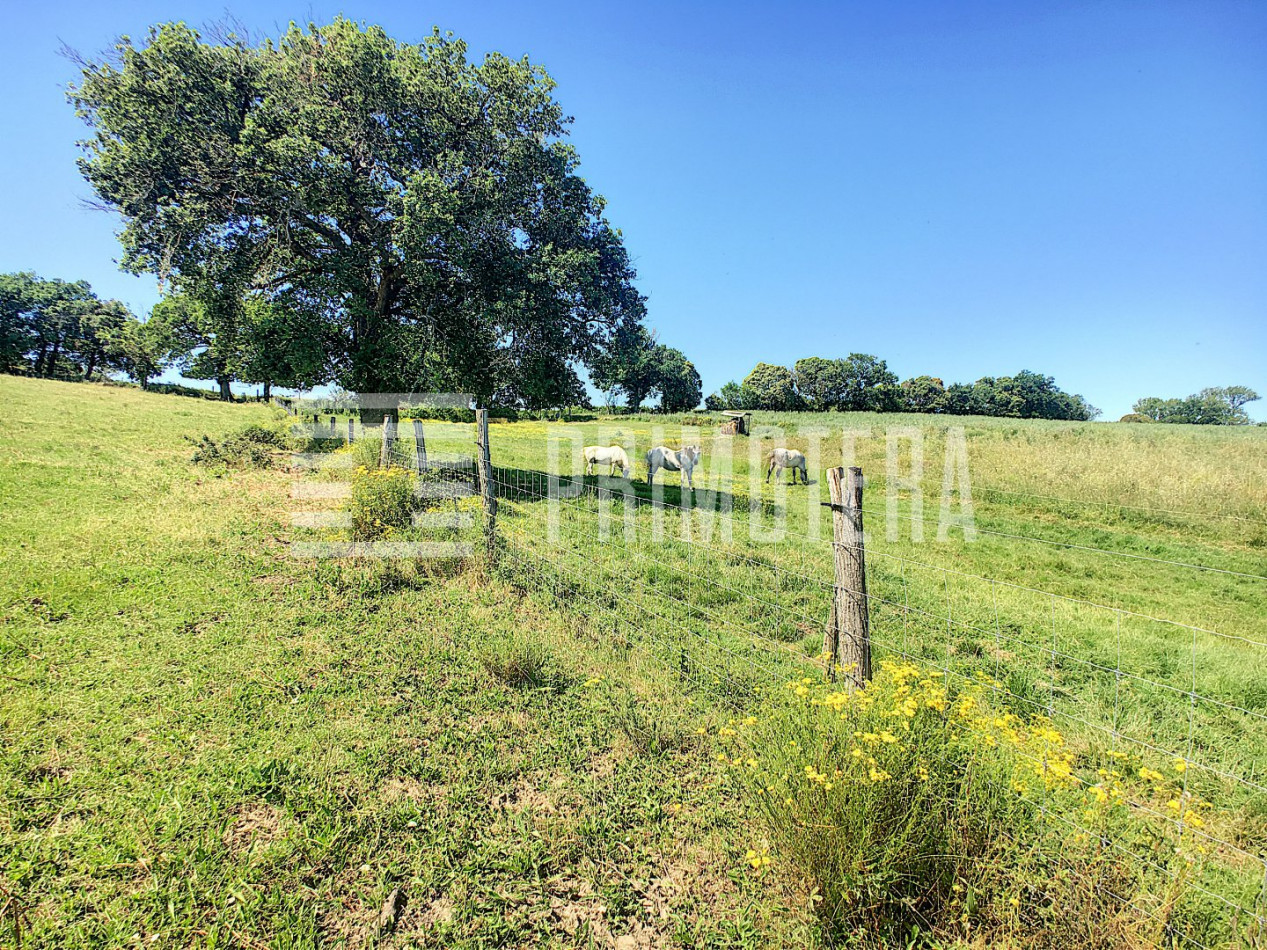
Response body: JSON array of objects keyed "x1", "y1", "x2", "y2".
[
  {"x1": 46, "y1": 342, "x2": 61, "y2": 378},
  {"x1": 218, "y1": 375, "x2": 233, "y2": 401},
  {"x1": 350, "y1": 279, "x2": 402, "y2": 424},
  {"x1": 263, "y1": 381, "x2": 272, "y2": 401},
  {"x1": 84, "y1": 351, "x2": 98, "y2": 380}
]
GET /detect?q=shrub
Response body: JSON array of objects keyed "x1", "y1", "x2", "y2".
[
  {"x1": 188, "y1": 423, "x2": 291, "y2": 468},
  {"x1": 722, "y1": 662, "x2": 1026, "y2": 938},
  {"x1": 720, "y1": 660, "x2": 1224, "y2": 946},
  {"x1": 347, "y1": 466, "x2": 416, "y2": 540}
]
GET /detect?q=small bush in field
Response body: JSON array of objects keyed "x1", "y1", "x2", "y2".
[
  {"x1": 719, "y1": 660, "x2": 1222, "y2": 946},
  {"x1": 348, "y1": 466, "x2": 415, "y2": 540},
  {"x1": 188, "y1": 423, "x2": 291, "y2": 469}
]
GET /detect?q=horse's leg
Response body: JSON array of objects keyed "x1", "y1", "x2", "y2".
[{"x1": 765, "y1": 460, "x2": 773, "y2": 483}]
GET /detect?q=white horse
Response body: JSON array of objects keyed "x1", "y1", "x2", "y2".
[
  {"x1": 646, "y1": 445, "x2": 701, "y2": 489},
  {"x1": 583, "y1": 445, "x2": 632, "y2": 479},
  {"x1": 766, "y1": 448, "x2": 808, "y2": 484}
]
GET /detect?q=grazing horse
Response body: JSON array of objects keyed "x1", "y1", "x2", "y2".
[
  {"x1": 583, "y1": 445, "x2": 632, "y2": 478},
  {"x1": 646, "y1": 445, "x2": 701, "y2": 489},
  {"x1": 766, "y1": 448, "x2": 808, "y2": 484}
]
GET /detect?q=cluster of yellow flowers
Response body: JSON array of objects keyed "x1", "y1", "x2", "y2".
[
  {"x1": 718, "y1": 657, "x2": 1221, "y2": 859},
  {"x1": 353, "y1": 465, "x2": 412, "y2": 479}
]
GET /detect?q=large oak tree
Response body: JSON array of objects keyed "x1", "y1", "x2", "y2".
[{"x1": 70, "y1": 19, "x2": 645, "y2": 413}]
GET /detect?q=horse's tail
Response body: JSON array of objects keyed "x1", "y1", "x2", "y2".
[{"x1": 764, "y1": 450, "x2": 775, "y2": 468}]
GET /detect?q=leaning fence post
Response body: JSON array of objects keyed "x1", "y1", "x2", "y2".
[
  {"x1": 379, "y1": 414, "x2": 396, "y2": 467},
  {"x1": 347, "y1": 418, "x2": 354, "y2": 443},
  {"x1": 825, "y1": 466, "x2": 872, "y2": 689},
  {"x1": 413, "y1": 418, "x2": 428, "y2": 473},
  {"x1": 475, "y1": 409, "x2": 497, "y2": 560}
]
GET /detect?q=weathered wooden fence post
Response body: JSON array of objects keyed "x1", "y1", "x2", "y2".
[
  {"x1": 413, "y1": 419, "x2": 428, "y2": 473},
  {"x1": 379, "y1": 414, "x2": 396, "y2": 467},
  {"x1": 824, "y1": 466, "x2": 872, "y2": 689},
  {"x1": 347, "y1": 418, "x2": 354, "y2": 444},
  {"x1": 328, "y1": 415, "x2": 336, "y2": 438},
  {"x1": 475, "y1": 409, "x2": 497, "y2": 560}
]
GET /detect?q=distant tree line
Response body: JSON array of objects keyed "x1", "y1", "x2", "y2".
[
  {"x1": 704, "y1": 356, "x2": 1101, "y2": 421},
  {"x1": 1, "y1": 272, "x2": 151, "y2": 385},
  {"x1": 1127, "y1": 387, "x2": 1259, "y2": 426}
]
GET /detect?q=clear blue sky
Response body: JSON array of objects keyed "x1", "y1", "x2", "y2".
[{"x1": 3, "y1": 1, "x2": 1264, "y2": 420}]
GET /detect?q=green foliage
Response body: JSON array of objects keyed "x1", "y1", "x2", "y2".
[
  {"x1": 609, "y1": 691, "x2": 694, "y2": 755},
  {"x1": 653, "y1": 346, "x2": 702, "y2": 411},
  {"x1": 232, "y1": 295, "x2": 331, "y2": 396},
  {"x1": 1134, "y1": 386, "x2": 1259, "y2": 425},
  {"x1": 71, "y1": 18, "x2": 646, "y2": 404},
  {"x1": 708, "y1": 379, "x2": 759, "y2": 411},
  {"x1": 900, "y1": 374, "x2": 947, "y2": 412},
  {"x1": 742, "y1": 362, "x2": 802, "y2": 411},
  {"x1": 478, "y1": 636, "x2": 558, "y2": 689},
  {"x1": 791, "y1": 356, "x2": 846, "y2": 410},
  {"x1": 0, "y1": 271, "x2": 136, "y2": 380},
  {"x1": 941, "y1": 370, "x2": 1098, "y2": 421},
  {"x1": 837, "y1": 353, "x2": 900, "y2": 410},
  {"x1": 187, "y1": 422, "x2": 291, "y2": 469},
  {"x1": 348, "y1": 466, "x2": 416, "y2": 540},
  {"x1": 591, "y1": 326, "x2": 701, "y2": 411}
]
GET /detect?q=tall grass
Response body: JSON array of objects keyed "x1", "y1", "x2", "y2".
[{"x1": 718, "y1": 660, "x2": 1245, "y2": 947}]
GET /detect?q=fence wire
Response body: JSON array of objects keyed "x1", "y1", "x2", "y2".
[{"x1": 483, "y1": 459, "x2": 1267, "y2": 948}]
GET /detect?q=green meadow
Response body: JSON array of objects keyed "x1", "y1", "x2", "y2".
[{"x1": 3, "y1": 376, "x2": 1266, "y2": 947}]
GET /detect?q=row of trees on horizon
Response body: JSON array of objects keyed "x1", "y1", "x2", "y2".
[
  {"x1": 3, "y1": 270, "x2": 1259, "y2": 425},
  {"x1": 702, "y1": 359, "x2": 1102, "y2": 421}
]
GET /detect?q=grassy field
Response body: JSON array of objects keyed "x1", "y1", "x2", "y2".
[
  {"x1": 4, "y1": 377, "x2": 1266, "y2": 947},
  {"x1": 0, "y1": 378, "x2": 816, "y2": 948}
]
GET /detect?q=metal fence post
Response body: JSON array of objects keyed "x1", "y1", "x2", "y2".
[{"x1": 825, "y1": 466, "x2": 872, "y2": 689}]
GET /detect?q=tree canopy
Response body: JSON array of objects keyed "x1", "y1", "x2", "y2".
[
  {"x1": 0, "y1": 271, "x2": 146, "y2": 381},
  {"x1": 1133, "y1": 387, "x2": 1259, "y2": 425},
  {"x1": 70, "y1": 18, "x2": 646, "y2": 412},
  {"x1": 707, "y1": 359, "x2": 1098, "y2": 421},
  {"x1": 590, "y1": 325, "x2": 701, "y2": 410}
]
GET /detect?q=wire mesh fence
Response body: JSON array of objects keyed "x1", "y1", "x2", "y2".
[
  {"x1": 283, "y1": 407, "x2": 1266, "y2": 943},
  {"x1": 482, "y1": 449, "x2": 1267, "y2": 947}
]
